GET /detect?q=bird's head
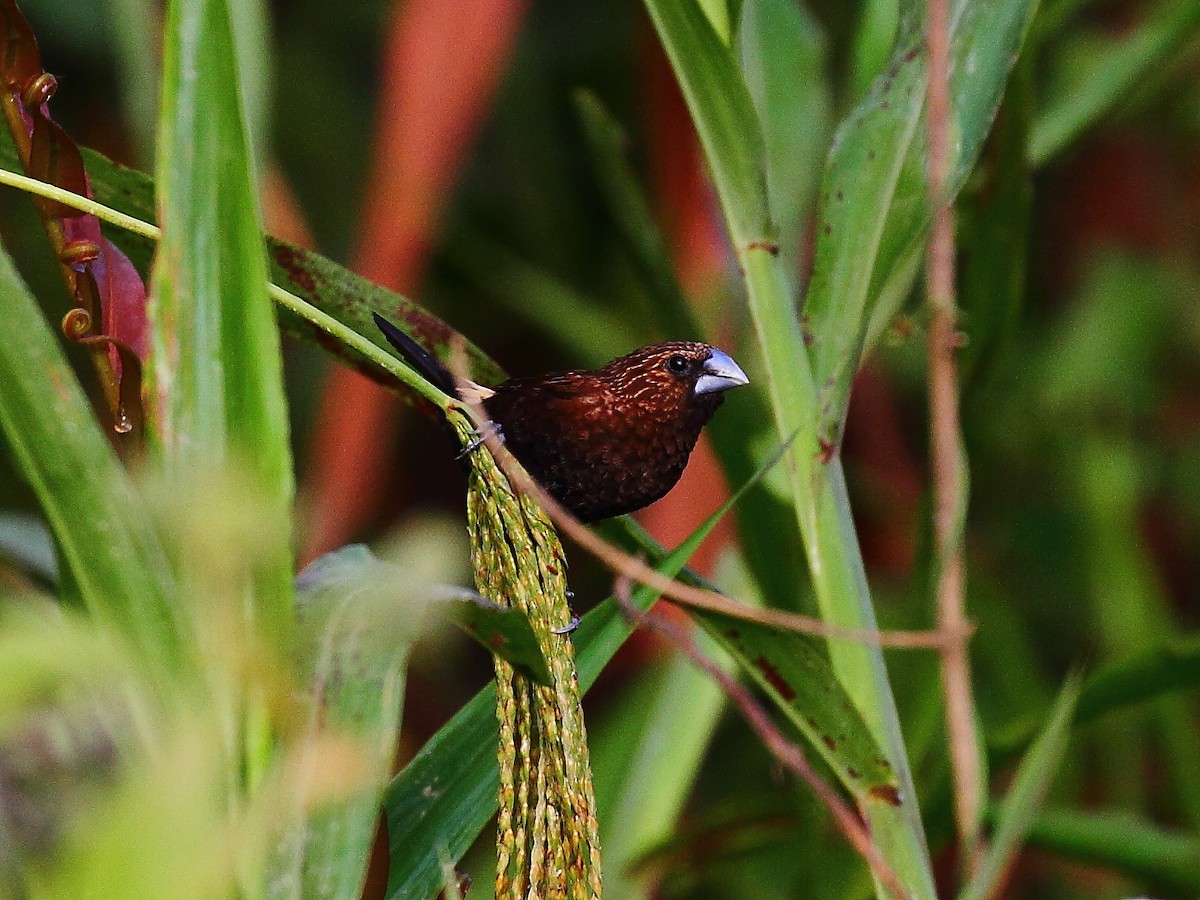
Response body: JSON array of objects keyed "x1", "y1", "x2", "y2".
[{"x1": 599, "y1": 341, "x2": 749, "y2": 418}]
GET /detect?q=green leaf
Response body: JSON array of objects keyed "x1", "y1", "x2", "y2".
[
  {"x1": 960, "y1": 673, "x2": 1082, "y2": 900},
  {"x1": 640, "y1": 2, "x2": 936, "y2": 894},
  {"x1": 642, "y1": 0, "x2": 773, "y2": 246},
  {"x1": 803, "y1": 0, "x2": 1040, "y2": 435},
  {"x1": 152, "y1": 0, "x2": 294, "y2": 640},
  {"x1": 847, "y1": 0, "x2": 900, "y2": 101},
  {"x1": 271, "y1": 545, "x2": 425, "y2": 900},
  {"x1": 1075, "y1": 636, "x2": 1200, "y2": 726},
  {"x1": 738, "y1": 0, "x2": 832, "y2": 290},
  {"x1": 1020, "y1": 806, "x2": 1200, "y2": 895},
  {"x1": 266, "y1": 238, "x2": 506, "y2": 391},
  {"x1": 1030, "y1": 0, "x2": 1200, "y2": 166},
  {"x1": 105, "y1": 0, "x2": 160, "y2": 163},
  {"x1": 709, "y1": 394, "x2": 812, "y2": 609},
  {"x1": 572, "y1": 91, "x2": 701, "y2": 343},
  {"x1": 696, "y1": 611, "x2": 900, "y2": 804},
  {"x1": 443, "y1": 588, "x2": 552, "y2": 687},
  {"x1": 0, "y1": 243, "x2": 178, "y2": 672},
  {"x1": 959, "y1": 60, "x2": 1033, "y2": 388},
  {"x1": 0, "y1": 600, "x2": 140, "y2": 728},
  {"x1": 695, "y1": 0, "x2": 734, "y2": 45},
  {"x1": 596, "y1": 639, "x2": 726, "y2": 899},
  {"x1": 382, "y1": 684, "x2": 495, "y2": 900},
  {"x1": 1073, "y1": 438, "x2": 1200, "y2": 826},
  {"x1": 447, "y1": 227, "x2": 636, "y2": 368},
  {"x1": 990, "y1": 636, "x2": 1200, "y2": 764},
  {"x1": 1037, "y1": 254, "x2": 1177, "y2": 422}
]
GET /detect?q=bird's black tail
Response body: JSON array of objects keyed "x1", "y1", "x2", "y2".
[{"x1": 373, "y1": 312, "x2": 457, "y2": 397}]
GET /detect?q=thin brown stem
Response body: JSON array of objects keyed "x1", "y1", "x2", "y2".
[
  {"x1": 613, "y1": 576, "x2": 910, "y2": 900},
  {"x1": 444, "y1": 338, "x2": 955, "y2": 651},
  {"x1": 925, "y1": 0, "x2": 983, "y2": 878}
]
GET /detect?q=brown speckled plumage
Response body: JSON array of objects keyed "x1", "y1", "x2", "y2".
[
  {"x1": 485, "y1": 342, "x2": 731, "y2": 521},
  {"x1": 373, "y1": 315, "x2": 748, "y2": 522}
]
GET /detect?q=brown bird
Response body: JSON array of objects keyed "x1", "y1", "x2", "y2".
[{"x1": 373, "y1": 313, "x2": 749, "y2": 522}]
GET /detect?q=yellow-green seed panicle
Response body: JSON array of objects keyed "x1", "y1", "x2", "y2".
[{"x1": 450, "y1": 410, "x2": 602, "y2": 900}]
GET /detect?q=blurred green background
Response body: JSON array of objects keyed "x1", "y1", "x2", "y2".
[{"x1": 2, "y1": 0, "x2": 1199, "y2": 897}]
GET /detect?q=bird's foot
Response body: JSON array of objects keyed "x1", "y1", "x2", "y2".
[
  {"x1": 457, "y1": 421, "x2": 504, "y2": 459},
  {"x1": 551, "y1": 591, "x2": 579, "y2": 635},
  {"x1": 551, "y1": 614, "x2": 580, "y2": 635}
]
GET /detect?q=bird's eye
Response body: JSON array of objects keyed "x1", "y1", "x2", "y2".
[{"x1": 666, "y1": 354, "x2": 689, "y2": 374}]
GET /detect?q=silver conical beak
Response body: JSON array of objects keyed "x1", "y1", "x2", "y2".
[{"x1": 694, "y1": 348, "x2": 749, "y2": 395}]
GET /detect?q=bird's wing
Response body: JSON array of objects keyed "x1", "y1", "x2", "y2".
[
  {"x1": 503, "y1": 372, "x2": 603, "y2": 400},
  {"x1": 484, "y1": 374, "x2": 608, "y2": 435}
]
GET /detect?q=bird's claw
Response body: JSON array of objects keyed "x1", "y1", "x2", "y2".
[
  {"x1": 551, "y1": 614, "x2": 581, "y2": 635},
  {"x1": 457, "y1": 421, "x2": 504, "y2": 459}
]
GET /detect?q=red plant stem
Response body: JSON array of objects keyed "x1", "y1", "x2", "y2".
[{"x1": 925, "y1": 0, "x2": 983, "y2": 877}]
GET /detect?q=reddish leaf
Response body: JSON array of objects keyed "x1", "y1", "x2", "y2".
[
  {"x1": 0, "y1": 0, "x2": 149, "y2": 436},
  {"x1": 65, "y1": 214, "x2": 151, "y2": 361},
  {"x1": 0, "y1": 0, "x2": 40, "y2": 87},
  {"x1": 28, "y1": 105, "x2": 89, "y2": 218}
]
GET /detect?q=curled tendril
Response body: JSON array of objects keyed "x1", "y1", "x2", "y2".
[
  {"x1": 20, "y1": 71, "x2": 54, "y2": 109},
  {"x1": 60, "y1": 262, "x2": 146, "y2": 438},
  {"x1": 59, "y1": 239, "x2": 100, "y2": 271},
  {"x1": 61, "y1": 307, "x2": 92, "y2": 340}
]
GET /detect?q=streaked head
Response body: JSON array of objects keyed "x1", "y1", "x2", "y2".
[{"x1": 600, "y1": 341, "x2": 749, "y2": 402}]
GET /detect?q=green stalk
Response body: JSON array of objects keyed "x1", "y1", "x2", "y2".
[
  {"x1": 742, "y1": 249, "x2": 935, "y2": 898},
  {"x1": 641, "y1": 1, "x2": 935, "y2": 894}
]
